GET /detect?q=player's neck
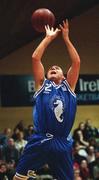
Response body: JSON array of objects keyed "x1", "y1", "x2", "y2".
[{"x1": 51, "y1": 78, "x2": 63, "y2": 85}]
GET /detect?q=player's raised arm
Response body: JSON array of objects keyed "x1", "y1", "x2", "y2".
[
  {"x1": 59, "y1": 20, "x2": 80, "y2": 92},
  {"x1": 32, "y1": 25, "x2": 60, "y2": 90}
]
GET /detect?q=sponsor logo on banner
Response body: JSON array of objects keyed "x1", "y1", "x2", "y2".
[
  {"x1": 0, "y1": 75, "x2": 99, "y2": 106},
  {"x1": 76, "y1": 75, "x2": 99, "y2": 105}
]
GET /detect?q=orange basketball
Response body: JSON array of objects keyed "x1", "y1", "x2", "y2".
[{"x1": 31, "y1": 8, "x2": 56, "y2": 32}]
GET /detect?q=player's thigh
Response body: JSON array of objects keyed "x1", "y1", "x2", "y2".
[
  {"x1": 15, "y1": 134, "x2": 48, "y2": 177},
  {"x1": 48, "y1": 149, "x2": 74, "y2": 180}
]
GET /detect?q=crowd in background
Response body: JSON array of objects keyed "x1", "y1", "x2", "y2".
[{"x1": 0, "y1": 119, "x2": 99, "y2": 180}]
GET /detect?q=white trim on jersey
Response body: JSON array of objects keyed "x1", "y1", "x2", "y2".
[
  {"x1": 15, "y1": 172, "x2": 28, "y2": 179},
  {"x1": 51, "y1": 81, "x2": 60, "y2": 87},
  {"x1": 51, "y1": 81, "x2": 62, "y2": 89},
  {"x1": 63, "y1": 79, "x2": 76, "y2": 98},
  {"x1": 33, "y1": 78, "x2": 47, "y2": 98},
  {"x1": 34, "y1": 78, "x2": 76, "y2": 98}
]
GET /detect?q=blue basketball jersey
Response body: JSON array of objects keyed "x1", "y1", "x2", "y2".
[{"x1": 33, "y1": 79, "x2": 77, "y2": 137}]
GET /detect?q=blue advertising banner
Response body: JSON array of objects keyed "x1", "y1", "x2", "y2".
[
  {"x1": 75, "y1": 75, "x2": 99, "y2": 105},
  {"x1": 0, "y1": 75, "x2": 99, "y2": 107},
  {"x1": 0, "y1": 75, "x2": 35, "y2": 107}
]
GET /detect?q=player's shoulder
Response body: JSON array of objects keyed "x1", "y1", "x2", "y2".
[
  {"x1": 33, "y1": 78, "x2": 50, "y2": 98},
  {"x1": 62, "y1": 79, "x2": 76, "y2": 97}
]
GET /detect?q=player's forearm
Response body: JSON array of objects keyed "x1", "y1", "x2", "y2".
[
  {"x1": 64, "y1": 38, "x2": 80, "y2": 65},
  {"x1": 32, "y1": 36, "x2": 52, "y2": 61}
]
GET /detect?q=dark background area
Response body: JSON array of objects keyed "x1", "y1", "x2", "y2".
[{"x1": 0, "y1": 0, "x2": 99, "y2": 59}]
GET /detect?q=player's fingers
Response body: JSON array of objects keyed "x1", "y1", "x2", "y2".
[
  {"x1": 51, "y1": 27, "x2": 54, "y2": 31},
  {"x1": 63, "y1": 20, "x2": 67, "y2": 28},
  {"x1": 46, "y1": 24, "x2": 50, "y2": 30},
  {"x1": 45, "y1": 25, "x2": 47, "y2": 31},
  {"x1": 55, "y1": 28, "x2": 61, "y2": 33},
  {"x1": 64, "y1": 19, "x2": 69, "y2": 29},
  {"x1": 66, "y1": 19, "x2": 69, "y2": 28},
  {"x1": 59, "y1": 24, "x2": 62, "y2": 28}
]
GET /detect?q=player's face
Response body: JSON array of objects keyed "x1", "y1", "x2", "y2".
[{"x1": 47, "y1": 65, "x2": 64, "y2": 83}]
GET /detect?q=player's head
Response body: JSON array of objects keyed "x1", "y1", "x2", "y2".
[{"x1": 47, "y1": 65, "x2": 65, "y2": 84}]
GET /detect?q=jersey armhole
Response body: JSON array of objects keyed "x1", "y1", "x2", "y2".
[
  {"x1": 33, "y1": 78, "x2": 47, "y2": 98},
  {"x1": 63, "y1": 79, "x2": 76, "y2": 97}
]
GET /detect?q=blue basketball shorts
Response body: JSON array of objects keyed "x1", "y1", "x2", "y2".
[{"x1": 15, "y1": 133, "x2": 74, "y2": 180}]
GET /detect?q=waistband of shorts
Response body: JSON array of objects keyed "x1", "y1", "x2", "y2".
[{"x1": 34, "y1": 131, "x2": 73, "y2": 141}]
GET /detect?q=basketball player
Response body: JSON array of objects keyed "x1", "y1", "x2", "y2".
[{"x1": 13, "y1": 20, "x2": 80, "y2": 180}]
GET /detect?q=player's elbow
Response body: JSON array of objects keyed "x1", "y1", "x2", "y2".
[
  {"x1": 75, "y1": 57, "x2": 80, "y2": 69},
  {"x1": 73, "y1": 57, "x2": 80, "y2": 70},
  {"x1": 76, "y1": 55, "x2": 80, "y2": 64},
  {"x1": 32, "y1": 52, "x2": 40, "y2": 62}
]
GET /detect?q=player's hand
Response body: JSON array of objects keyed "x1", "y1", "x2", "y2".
[
  {"x1": 59, "y1": 19, "x2": 69, "y2": 41},
  {"x1": 45, "y1": 25, "x2": 60, "y2": 40}
]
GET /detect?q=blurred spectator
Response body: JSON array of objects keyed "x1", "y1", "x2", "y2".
[
  {"x1": 14, "y1": 120, "x2": 25, "y2": 132},
  {"x1": 4, "y1": 138, "x2": 19, "y2": 167},
  {"x1": 24, "y1": 124, "x2": 34, "y2": 140},
  {"x1": 89, "y1": 137, "x2": 98, "y2": 150},
  {"x1": 0, "y1": 162, "x2": 9, "y2": 180},
  {"x1": 73, "y1": 122, "x2": 85, "y2": 141},
  {"x1": 80, "y1": 160, "x2": 90, "y2": 180},
  {"x1": 73, "y1": 141, "x2": 88, "y2": 158},
  {"x1": 84, "y1": 119, "x2": 99, "y2": 141},
  {"x1": 12, "y1": 120, "x2": 25, "y2": 141},
  {"x1": 75, "y1": 130, "x2": 89, "y2": 147},
  {"x1": 3, "y1": 128, "x2": 12, "y2": 139},
  {"x1": 87, "y1": 145, "x2": 96, "y2": 179},
  {"x1": 6, "y1": 161, "x2": 16, "y2": 180},
  {"x1": 73, "y1": 142, "x2": 87, "y2": 165},
  {"x1": 93, "y1": 154, "x2": 99, "y2": 180},
  {"x1": 74, "y1": 169, "x2": 82, "y2": 180},
  {"x1": 73, "y1": 121, "x2": 89, "y2": 149},
  {"x1": 0, "y1": 143, "x2": 5, "y2": 161},
  {"x1": 0, "y1": 128, "x2": 12, "y2": 162},
  {"x1": 0, "y1": 128, "x2": 12, "y2": 148},
  {"x1": 0, "y1": 161, "x2": 16, "y2": 180},
  {"x1": 12, "y1": 127, "x2": 20, "y2": 141},
  {"x1": 73, "y1": 162, "x2": 82, "y2": 180},
  {"x1": 15, "y1": 131, "x2": 27, "y2": 155},
  {"x1": 87, "y1": 145, "x2": 96, "y2": 163},
  {"x1": 95, "y1": 140, "x2": 99, "y2": 153}
]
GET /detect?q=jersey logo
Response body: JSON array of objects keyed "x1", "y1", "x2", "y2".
[
  {"x1": 53, "y1": 99, "x2": 64, "y2": 122},
  {"x1": 50, "y1": 95, "x2": 64, "y2": 123}
]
